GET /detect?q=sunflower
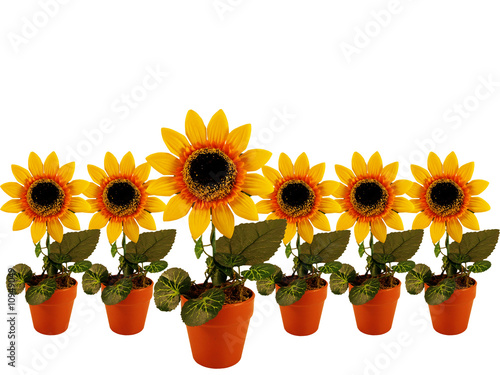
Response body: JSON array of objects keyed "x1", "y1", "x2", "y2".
[
  {"x1": 334, "y1": 152, "x2": 414, "y2": 244},
  {"x1": 409, "y1": 152, "x2": 490, "y2": 244},
  {"x1": 0, "y1": 152, "x2": 90, "y2": 244},
  {"x1": 84, "y1": 152, "x2": 165, "y2": 244},
  {"x1": 256, "y1": 153, "x2": 341, "y2": 244},
  {"x1": 146, "y1": 109, "x2": 273, "y2": 239}
]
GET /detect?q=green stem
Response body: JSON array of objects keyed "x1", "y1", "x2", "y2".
[
  {"x1": 122, "y1": 233, "x2": 127, "y2": 255},
  {"x1": 369, "y1": 231, "x2": 381, "y2": 276},
  {"x1": 444, "y1": 231, "x2": 456, "y2": 276},
  {"x1": 46, "y1": 232, "x2": 51, "y2": 255}
]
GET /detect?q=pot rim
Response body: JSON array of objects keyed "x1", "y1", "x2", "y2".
[
  {"x1": 275, "y1": 277, "x2": 328, "y2": 292},
  {"x1": 424, "y1": 277, "x2": 477, "y2": 291},
  {"x1": 349, "y1": 276, "x2": 401, "y2": 292},
  {"x1": 26, "y1": 277, "x2": 78, "y2": 291}
]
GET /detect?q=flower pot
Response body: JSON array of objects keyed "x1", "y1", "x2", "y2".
[
  {"x1": 102, "y1": 280, "x2": 153, "y2": 335},
  {"x1": 425, "y1": 280, "x2": 476, "y2": 335},
  {"x1": 349, "y1": 279, "x2": 401, "y2": 335},
  {"x1": 180, "y1": 289, "x2": 255, "y2": 369},
  {"x1": 276, "y1": 279, "x2": 328, "y2": 336},
  {"x1": 26, "y1": 279, "x2": 78, "y2": 335}
]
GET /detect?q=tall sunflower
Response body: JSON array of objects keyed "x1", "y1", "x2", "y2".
[
  {"x1": 1, "y1": 152, "x2": 90, "y2": 243},
  {"x1": 256, "y1": 152, "x2": 341, "y2": 244},
  {"x1": 409, "y1": 151, "x2": 490, "y2": 244},
  {"x1": 334, "y1": 152, "x2": 414, "y2": 244},
  {"x1": 146, "y1": 109, "x2": 273, "y2": 239},
  {"x1": 84, "y1": 152, "x2": 165, "y2": 244}
]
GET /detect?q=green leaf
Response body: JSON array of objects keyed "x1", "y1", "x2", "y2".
[
  {"x1": 392, "y1": 261, "x2": 416, "y2": 273},
  {"x1": 256, "y1": 279, "x2": 277, "y2": 296},
  {"x1": 276, "y1": 279, "x2": 307, "y2": 306},
  {"x1": 319, "y1": 261, "x2": 342, "y2": 274},
  {"x1": 329, "y1": 263, "x2": 356, "y2": 295},
  {"x1": 6, "y1": 264, "x2": 33, "y2": 295},
  {"x1": 68, "y1": 261, "x2": 92, "y2": 273},
  {"x1": 448, "y1": 253, "x2": 470, "y2": 264},
  {"x1": 214, "y1": 253, "x2": 247, "y2": 268},
  {"x1": 111, "y1": 243, "x2": 118, "y2": 258},
  {"x1": 154, "y1": 268, "x2": 191, "y2": 312},
  {"x1": 285, "y1": 243, "x2": 292, "y2": 258},
  {"x1": 372, "y1": 229, "x2": 424, "y2": 262},
  {"x1": 101, "y1": 278, "x2": 133, "y2": 305},
  {"x1": 48, "y1": 253, "x2": 72, "y2": 264},
  {"x1": 349, "y1": 278, "x2": 380, "y2": 305},
  {"x1": 468, "y1": 260, "x2": 491, "y2": 273},
  {"x1": 448, "y1": 230, "x2": 499, "y2": 262},
  {"x1": 35, "y1": 242, "x2": 42, "y2": 258},
  {"x1": 82, "y1": 264, "x2": 109, "y2": 295},
  {"x1": 372, "y1": 253, "x2": 395, "y2": 264},
  {"x1": 215, "y1": 220, "x2": 287, "y2": 265},
  {"x1": 181, "y1": 288, "x2": 225, "y2": 326},
  {"x1": 144, "y1": 260, "x2": 169, "y2": 273},
  {"x1": 50, "y1": 229, "x2": 100, "y2": 262},
  {"x1": 25, "y1": 278, "x2": 57, "y2": 305},
  {"x1": 242, "y1": 263, "x2": 282, "y2": 281},
  {"x1": 434, "y1": 242, "x2": 441, "y2": 257},
  {"x1": 425, "y1": 278, "x2": 456, "y2": 305},
  {"x1": 124, "y1": 253, "x2": 149, "y2": 264},
  {"x1": 299, "y1": 230, "x2": 350, "y2": 264},
  {"x1": 194, "y1": 237, "x2": 204, "y2": 259},
  {"x1": 125, "y1": 229, "x2": 176, "y2": 262},
  {"x1": 405, "y1": 263, "x2": 432, "y2": 295},
  {"x1": 358, "y1": 242, "x2": 365, "y2": 257}
]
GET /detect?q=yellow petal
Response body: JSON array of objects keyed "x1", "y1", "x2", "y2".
[
  {"x1": 242, "y1": 173, "x2": 274, "y2": 196},
  {"x1": 443, "y1": 152, "x2": 458, "y2": 176},
  {"x1": 318, "y1": 181, "x2": 340, "y2": 196},
  {"x1": 468, "y1": 197, "x2": 490, "y2": 212},
  {"x1": 67, "y1": 180, "x2": 89, "y2": 195},
  {"x1": 68, "y1": 197, "x2": 91, "y2": 212},
  {"x1": 410, "y1": 165, "x2": 431, "y2": 185},
  {"x1": 310, "y1": 211, "x2": 331, "y2": 231},
  {"x1": 354, "y1": 220, "x2": 369, "y2": 244},
  {"x1": 161, "y1": 128, "x2": 190, "y2": 157},
  {"x1": 212, "y1": 204, "x2": 235, "y2": 238},
  {"x1": 47, "y1": 219, "x2": 63, "y2": 243},
  {"x1": 266, "y1": 212, "x2": 280, "y2": 220},
  {"x1": 283, "y1": 221, "x2": 296, "y2": 245},
  {"x1": 11, "y1": 165, "x2": 31, "y2": 185},
  {"x1": 410, "y1": 199, "x2": 425, "y2": 212},
  {"x1": 188, "y1": 206, "x2": 210, "y2": 239},
  {"x1": 104, "y1": 152, "x2": 120, "y2": 177},
  {"x1": 1, "y1": 182, "x2": 24, "y2": 198},
  {"x1": 412, "y1": 212, "x2": 432, "y2": 229},
  {"x1": 84, "y1": 182, "x2": 101, "y2": 198},
  {"x1": 371, "y1": 218, "x2": 387, "y2": 243},
  {"x1": 392, "y1": 197, "x2": 414, "y2": 212},
  {"x1": 87, "y1": 165, "x2": 108, "y2": 185},
  {"x1": 278, "y1": 153, "x2": 294, "y2": 177},
  {"x1": 144, "y1": 196, "x2": 166, "y2": 212},
  {"x1": 87, "y1": 199, "x2": 100, "y2": 212},
  {"x1": 12, "y1": 212, "x2": 33, "y2": 231},
  {"x1": 318, "y1": 197, "x2": 342, "y2": 213},
  {"x1": 256, "y1": 200, "x2": 274, "y2": 214},
  {"x1": 447, "y1": 218, "x2": 463, "y2": 243},
  {"x1": 58, "y1": 162, "x2": 75, "y2": 183},
  {"x1": 60, "y1": 211, "x2": 80, "y2": 230},
  {"x1": 227, "y1": 124, "x2": 251, "y2": 154},
  {"x1": 335, "y1": 165, "x2": 355, "y2": 185},
  {"x1": 367, "y1": 152, "x2": 383, "y2": 176},
  {"x1": 44, "y1": 152, "x2": 59, "y2": 177},
  {"x1": 336, "y1": 212, "x2": 357, "y2": 230},
  {"x1": 294, "y1": 153, "x2": 309, "y2": 177},
  {"x1": 185, "y1": 109, "x2": 206, "y2": 145},
  {"x1": 120, "y1": 152, "x2": 135, "y2": 176},
  {"x1": 107, "y1": 220, "x2": 122, "y2": 244},
  {"x1": 89, "y1": 212, "x2": 109, "y2": 229},
  {"x1": 123, "y1": 219, "x2": 140, "y2": 243},
  {"x1": 133, "y1": 163, "x2": 150, "y2": 183},
  {"x1": 467, "y1": 179, "x2": 489, "y2": 195},
  {"x1": 207, "y1": 109, "x2": 229, "y2": 145},
  {"x1": 298, "y1": 220, "x2": 314, "y2": 243},
  {"x1": 427, "y1": 152, "x2": 443, "y2": 177},
  {"x1": 352, "y1": 152, "x2": 367, "y2": 177},
  {"x1": 309, "y1": 163, "x2": 325, "y2": 185},
  {"x1": 430, "y1": 220, "x2": 445, "y2": 244},
  {"x1": 163, "y1": 195, "x2": 192, "y2": 221},
  {"x1": 332, "y1": 183, "x2": 349, "y2": 198},
  {"x1": 407, "y1": 182, "x2": 425, "y2": 198},
  {"x1": 31, "y1": 220, "x2": 46, "y2": 244},
  {"x1": 229, "y1": 192, "x2": 259, "y2": 221},
  {"x1": 382, "y1": 162, "x2": 398, "y2": 182},
  {"x1": 146, "y1": 177, "x2": 179, "y2": 196},
  {"x1": 146, "y1": 152, "x2": 181, "y2": 176},
  {"x1": 136, "y1": 210, "x2": 156, "y2": 231},
  {"x1": 391, "y1": 179, "x2": 413, "y2": 195},
  {"x1": 383, "y1": 210, "x2": 404, "y2": 230},
  {"x1": 261, "y1": 166, "x2": 282, "y2": 185},
  {"x1": 240, "y1": 149, "x2": 272, "y2": 171},
  {"x1": 1, "y1": 199, "x2": 23, "y2": 213},
  {"x1": 457, "y1": 162, "x2": 474, "y2": 183},
  {"x1": 459, "y1": 211, "x2": 480, "y2": 231},
  {"x1": 28, "y1": 152, "x2": 43, "y2": 176}
]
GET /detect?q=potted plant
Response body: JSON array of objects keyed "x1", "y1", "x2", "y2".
[
  {"x1": 405, "y1": 151, "x2": 498, "y2": 335},
  {"x1": 253, "y1": 152, "x2": 350, "y2": 335},
  {"x1": 2, "y1": 152, "x2": 99, "y2": 335},
  {"x1": 80, "y1": 151, "x2": 175, "y2": 335},
  {"x1": 148, "y1": 109, "x2": 286, "y2": 368},
  {"x1": 328, "y1": 152, "x2": 422, "y2": 335}
]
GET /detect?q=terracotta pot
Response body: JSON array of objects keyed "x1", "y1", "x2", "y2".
[
  {"x1": 180, "y1": 288, "x2": 255, "y2": 369},
  {"x1": 425, "y1": 280, "x2": 476, "y2": 335},
  {"x1": 349, "y1": 279, "x2": 401, "y2": 335},
  {"x1": 276, "y1": 279, "x2": 328, "y2": 336},
  {"x1": 27, "y1": 279, "x2": 78, "y2": 335},
  {"x1": 102, "y1": 279, "x2": 153, "y2": 335}
]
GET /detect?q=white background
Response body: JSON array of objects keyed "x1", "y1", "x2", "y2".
[{"x1": 1, "y1": 1, "x2": 500, "y2": 374}]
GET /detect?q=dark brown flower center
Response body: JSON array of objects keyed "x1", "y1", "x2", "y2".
[
  {"x1": 103, "y1": 179, "x2": 141, "y2": 217},
  {"x1": 350, "y1": 179, "x2": 388, "y2": 216},
  {"x1": 27, "y1": 179, "x2": 65, "y2": 217},
  {"x1": 277, "y1": 180, "x2": 315, "y2": 218},
  {"x1": 426, "y1": 179, "x2": 464, "y2": 217}
]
